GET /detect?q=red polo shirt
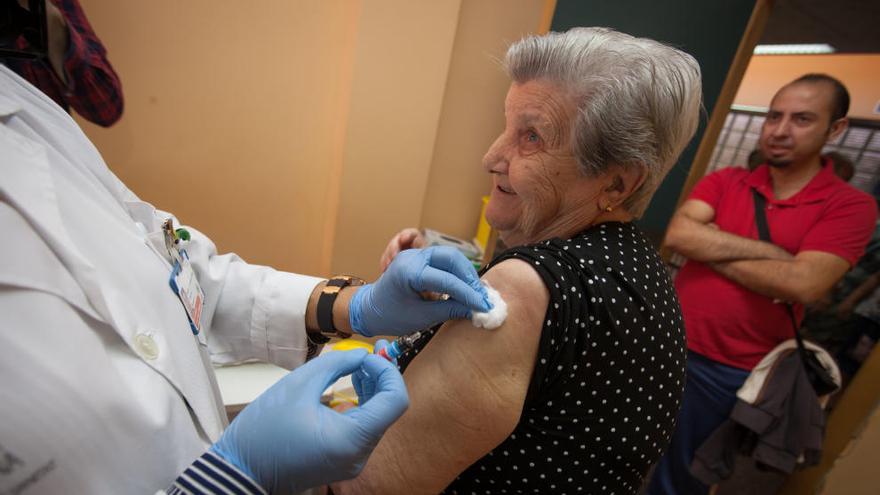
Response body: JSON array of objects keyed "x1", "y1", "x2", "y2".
[{"x1": 676, "y1": 159, "x2": 877, "y2": 370}]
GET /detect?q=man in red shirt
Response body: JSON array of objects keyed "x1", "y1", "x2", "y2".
[{"x1": 647, "y1": 74, "x2": 877, "y2": 494}]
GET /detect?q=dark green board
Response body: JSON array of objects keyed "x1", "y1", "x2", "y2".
[{"x1": 551, "y1": 0, "x2": 757, "y2": 244}]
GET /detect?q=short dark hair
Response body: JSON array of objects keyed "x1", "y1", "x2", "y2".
[{"x1": 790, "y1": 73, "x2": 850, "y2": 122}]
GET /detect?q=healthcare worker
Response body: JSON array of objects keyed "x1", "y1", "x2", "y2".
[{"x1": 0, "y1": 19, "x2": 491, "y2": 495}]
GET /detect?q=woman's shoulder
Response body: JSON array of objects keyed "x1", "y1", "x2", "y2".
[
  {"x1": 494, "y1": 222, "x2": 648, "y2": 263},
  {"x1": 482, "y1": 257, "x2": 549, "y2": 310},
  {"x1": 492, "y1": 223, "x2": 668, "y2": 298}
]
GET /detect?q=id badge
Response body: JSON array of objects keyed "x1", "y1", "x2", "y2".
[{"x1": 169, "y1": 249, "x2": 205, "y2": 343}]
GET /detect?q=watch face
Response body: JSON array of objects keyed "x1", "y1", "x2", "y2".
[
  {"x1": 323, "y1": 285, "x2": 342, "y2": 295},
  {"x1": 329, "y1": 276, "x2": 365, "y2": 288}
]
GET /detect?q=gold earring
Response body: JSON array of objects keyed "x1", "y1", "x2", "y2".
[{"x1": 604, "y1": 204, "x2": 614, "y2": 212}]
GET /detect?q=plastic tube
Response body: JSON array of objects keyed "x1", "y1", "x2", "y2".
[
  {"x1": 376, "y1": 331, "x2": 422, "y2": 362},
  {"x1": 376, "y1": 340, "x2": 403, "y2": 362}
]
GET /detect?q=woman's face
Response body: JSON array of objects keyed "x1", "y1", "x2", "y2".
[{"x1": 483, "y1": 80, "x2": 602, "y2": 246}]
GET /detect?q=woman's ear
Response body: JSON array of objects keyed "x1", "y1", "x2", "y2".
[{"x1": 601, "y1": 165, "x2": 647, "y2": 209}]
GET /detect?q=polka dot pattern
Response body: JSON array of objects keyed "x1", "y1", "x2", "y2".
[{"x1": 398, "y1": 222, "x2": 686, "y2": 494}]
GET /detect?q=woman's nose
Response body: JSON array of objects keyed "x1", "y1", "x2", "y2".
[{"x1": 483, "y1": 135, "x2": 510, "y2": 173}]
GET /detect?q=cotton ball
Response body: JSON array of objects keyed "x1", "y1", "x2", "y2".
[{"x1": 471, "y1": 281, "x2": 508, "y2": 329}]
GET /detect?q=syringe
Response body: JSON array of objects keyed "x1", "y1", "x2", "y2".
[{"x1": 376, "y1": 331, "x2": 424, "y2": 362}]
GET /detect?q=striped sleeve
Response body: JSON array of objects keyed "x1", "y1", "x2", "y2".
[{"x1": 166, "y1": 451, "x2": 267, "y2": 495}]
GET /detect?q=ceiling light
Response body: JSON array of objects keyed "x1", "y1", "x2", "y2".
[{"x1": 753, "y1": 43, "x2": 835, "y2": 55}]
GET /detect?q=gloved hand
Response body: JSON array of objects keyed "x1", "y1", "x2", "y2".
[
  {"x1": 350, "y1": 246, "x2": 491, "y2": 337},
  {"x1": 353, "y1": 340, "x2": 394, "y2": 405},
  {"x1": 210, "y1": 349, "x2": 409, "y2": 494}
]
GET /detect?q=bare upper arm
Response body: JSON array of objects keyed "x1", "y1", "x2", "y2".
[
  {"x1": 664, "y1": 199, "x2": 715, "y2": 247},
  {"x1": 675, "y1": 199, "x2": 715, "y2": 224},
  {"x1": 793, "y1": 250, "x2": 851, "y2": 303},
  {"x1": 339, "y1": 258, "x2": 548, "y2": 494}
]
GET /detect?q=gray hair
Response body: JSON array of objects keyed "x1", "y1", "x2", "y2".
[{"x1": 505, "y1": 27, "x2": 702, "y2": 217}]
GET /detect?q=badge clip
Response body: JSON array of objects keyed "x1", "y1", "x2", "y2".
[{"x1": 164, "y1": 219, "x2": 204, "y2": 341}]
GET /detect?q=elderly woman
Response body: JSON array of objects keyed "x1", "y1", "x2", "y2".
[{"x1": 336, "y1": 27, "x2": 702, "y2": 494}]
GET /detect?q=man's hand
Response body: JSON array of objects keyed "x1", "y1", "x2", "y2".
[
  {"x1": 18, "y1": 1, "x2": 70, "y2": 83},
  {"x1": 807, "y1": 293, "x2": 833, "y2": 314},
  {"x1": 835, "y1": 273, "x2": 880, "y2": 320},
  {"x1": 380, "y1": 228, "x2": 426, "y2": 272},
  {"x1": 836, "y1": 301, "x2": 856, "y2": 320},
  {"x1": 209, "y1": 350, "x2": 409, "y2": 494},
  {"x1": 351, "y1": 246, "x2": 490, "y2": 337},
  {"x1": 44, "y1": 0, "x2": 69, "y2": 83}
]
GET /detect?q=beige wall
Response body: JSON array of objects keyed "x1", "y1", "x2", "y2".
[
  {"x1": 419, "y1": 0, "x2": 550, "y2": 243},
  {"x1": 733, "y1": 54, "x2": 880, "y2": 120},
  {"x1": 330, "y1": 0, "x2": 551, "y2": 280},
  {"x1": 75, "y1": 0, "x2": 548, "y2": 280},
  {"x1": 328, "y1": 0, "x2": 463, "y2": 278},
  {"x1": 76, "y1": 0, "x2": 359, "y2": 275}
]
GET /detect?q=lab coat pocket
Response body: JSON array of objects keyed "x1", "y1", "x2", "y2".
[{"x1": 126, "y1": 200, "x2": 176, "y2": 266}]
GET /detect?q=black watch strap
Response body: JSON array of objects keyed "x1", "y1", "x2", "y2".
[
  {"x1": 316, "y1": 275, "x2": 363, "y2": 338},
  {"x1": 306, "y1": 330, "x2": 331, "y2": 346}
]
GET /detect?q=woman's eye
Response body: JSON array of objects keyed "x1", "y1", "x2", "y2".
[{"x1": 520, "y1": 130, "x2": 542, "y2": 151}]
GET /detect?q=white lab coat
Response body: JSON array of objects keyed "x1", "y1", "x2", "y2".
[{"x1": 0, "y1": 65, "x2": 323, "y2": 493}]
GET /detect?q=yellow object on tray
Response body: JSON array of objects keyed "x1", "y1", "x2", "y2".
[
  {"x1": 330, "y1": 339, "x2": 373, "y2": 352},
  {"x1": 475, "y1": 195, "x2": 491, "y2": 252},
  {"x1": 324, "y1": 339, "x2": 373, "y2": 408}
]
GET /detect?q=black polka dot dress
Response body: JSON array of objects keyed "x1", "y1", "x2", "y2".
[{"x1": 397, "y1": 222, "x2": 687, "y2": 494}]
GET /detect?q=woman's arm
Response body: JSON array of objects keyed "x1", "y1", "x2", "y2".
[{"x1": 332, "y1": 258, "x2": 548, "y2": 494}]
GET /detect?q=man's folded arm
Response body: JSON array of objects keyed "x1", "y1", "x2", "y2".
[
  {"x1": 332, "y1": 258, "x2": 548, "y2": 494},
  {"x1": 665, "y1": 199, "x2": 792, "y2": 263},
  {"x1": 710, "y1": 250, "x2": 851, "y2": 304}
]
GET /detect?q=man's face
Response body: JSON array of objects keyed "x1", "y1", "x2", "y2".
[{"x1": 759, "y1": 82, "x2": 845, "y2": 169}]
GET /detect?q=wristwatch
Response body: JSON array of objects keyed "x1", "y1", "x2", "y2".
[{"x1": 314, "y1": 275, "x2": 365, "y2": 340}]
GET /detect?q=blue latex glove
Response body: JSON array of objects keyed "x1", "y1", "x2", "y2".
[
  {"x1": 350, "y1": 246, "x2": 491, "y2": 337},
  {"x1": 211, "y1": 349, "x2": 409, "y2": 494},
  {"x1": 353, "y1": 340, "x2": 395, "y2": 405}
]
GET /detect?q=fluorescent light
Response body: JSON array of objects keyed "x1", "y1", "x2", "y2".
[{"x1": 753, "y1": 43, "x2": 835, "y2": 55}]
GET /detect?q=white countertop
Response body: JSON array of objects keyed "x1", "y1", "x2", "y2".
[
  {"x1": 214, "y1": 344, "x2": 367, "y2": 407},
  {"x1": 213, "y1": 361, "x2": 290, "y2": 407}
]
